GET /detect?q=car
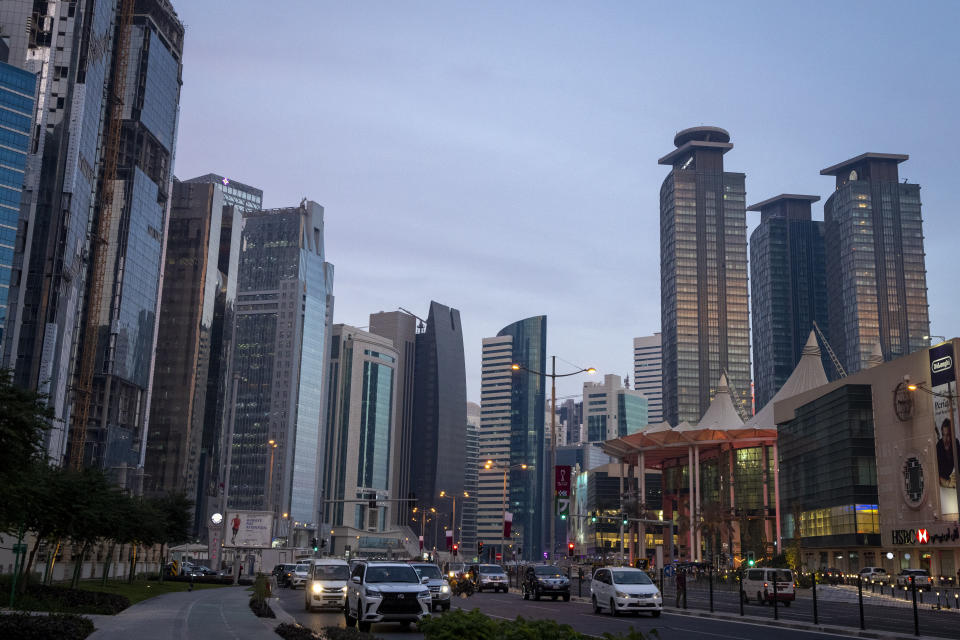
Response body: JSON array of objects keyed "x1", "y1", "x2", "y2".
[
  {"x1": 345, "y1": 561, "x2": 432, "y2": 632},
  {"x1": 591, "y1": 566, "x2": 662, "y2": 617},
  {"x1": 817, "y1": 567, "x2": 842, "y2": 584},
  {"x1": 521, "y1": 564, "x2": 570, "y2": 601},
  {"x1": 473, "y1": 564, "x2": 509, "y2": 593},
  {"x1": 290, "y1": 562, "x2": 311, "y2": 589},
  {"x1": 410, "y1": 562, "x2": 452, "y2": 611},
  {"x1": 859, "y1": 566, "x2": 890, "y2": 583},
  {"x1": 275, "y1": 563, "x2": 298, "y2": 587},
  {"x1": 896, "y1": 568, "x2": 932, "y2": 587},
  {"x1": 305, "y1": 558, "x2": 350, "y2": 611},
  {"x1": 741, "y1": 568, "x2": 795, "y2": 605}
]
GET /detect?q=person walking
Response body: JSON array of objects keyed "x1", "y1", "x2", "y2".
[{"x1": 675, "y1": 569, "x2": 686, "y2": 607}]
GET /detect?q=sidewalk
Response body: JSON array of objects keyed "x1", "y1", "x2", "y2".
[{"x1": 87, "y1": 585, "x2": 283, "y2": 640}]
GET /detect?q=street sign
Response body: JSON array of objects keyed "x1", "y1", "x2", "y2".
[{"x1": 663, "y1": 564, "x2": 676, "y2": 577}]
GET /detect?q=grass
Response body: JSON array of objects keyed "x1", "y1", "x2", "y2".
[{"x1": 74, "y1": 578, "x2": 229, "y2": 605}]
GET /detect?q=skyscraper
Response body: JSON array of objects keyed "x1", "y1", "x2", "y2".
[
  {"x1": 632, "y1": 334, "x2": 663, "y2": 424},
  {"x1": 145, "y1": 176, "x2": 261, "y2": 531},
  {"x1": 224, "y1": 201, "x2": 334, "y2": 541},
  {"x1": 582, "y1": 374, "x2": 649, "y2": 442},
  {"x1": 322, "y1": 325, "x2": 398, "y2": 536},
  {"x1": 659, "y1": 127, "x2": 751, "y2": 425},
  {"x1": 411, "y1": 302, "x2": 467, "y2": 546},
  {"x1": 367, "y1": 310, "x2": 417, "y2": 527},
  {"x1": 478, "y1": 316, "x2": 547, "y2": 561},
  {"x1": 821, "y1": 153, "x2": 930, "y2": 373},
  {"x1": 748, "y1": 194, "x2": 829, "y2": 409},
  {"x1": 462, "y1": 403, "x2": 480, "y2": 556}
]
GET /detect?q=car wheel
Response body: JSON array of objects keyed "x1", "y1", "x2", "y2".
[
  {"x1": 522, "y1": 586, "x2": 529, "y2": 600},
  {"x1": 344, "y1": 600, "x2": 357, "y2": 627},
  {"x1": 592, "y1": 595, "x2": 601, "y2": 614},
  {"x1": 358, "y1": 621, "x2": 371, "y2": 632},
  {"x1": 534, "y1": 587, "x2": 541, "y2": 601},
  {"x1": 563, "y1": 594, "x2": 570, "y2": 602},
  {"x1": 758, "y1": 592, "x2": 765, "y2": 605},
  {"x1": 609, "y1": 598, "x2": 618, "y2": 616},
  {"x1": 652, "y1": 611, "x2": 661, "y2": 618}
]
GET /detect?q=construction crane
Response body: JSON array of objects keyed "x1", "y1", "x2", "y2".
[
  {"x1": 812, "y1": 321, "x2": 847, "y2": 379},
  {"x1": 722, "y1": 369, "x2": 752, "y2": 423},
  {"x1": 398, "y1": 307, "x2": 427, "y2": 333},
  {"x1": 68, "y1": 0, "x2": 135, "y2": 470}
]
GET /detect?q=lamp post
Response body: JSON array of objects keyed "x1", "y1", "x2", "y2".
[
  {"x1": 484, "y1": 459, "x2": 528, "y2": 563},
  {"x1": 439, "y1": 491, "x2": 469, "y2": 551},
  {"x1": 412, "y1": 507, "x2": 435, "y2": 555},
  {"x1": 266, "y1": 439, "x2": 277, "y2": 514},
  {"x1": 909, "y1": 379, "x2": 960, "y2": 513},
  {"x1": 512, "y1": 357, "x2": 595, "y2": 560},
  {"x1": 924, "y1": 335, "x2": 947, "y2": 345}
]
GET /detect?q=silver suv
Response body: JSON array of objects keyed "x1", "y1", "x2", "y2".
[
  {"x1": 410, "y1": 563, "x2": 451, "y2": 611},
  {"x1": 345, "y1": 561, "x2": 432, "y2": 631}
]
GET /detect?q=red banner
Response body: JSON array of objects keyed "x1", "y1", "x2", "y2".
[
  {"x1": 419, "y1": 535, "x2": 424, "y2": 551},
  {"x1": 555, "y1": 465, "x2": 571, "y2": 496},
  {"x1": 503, "y1": 511, "x2": 513, "y2": 539},
  {"x1": 445, "y1": 529, "x2": 453, "y2": 550}
]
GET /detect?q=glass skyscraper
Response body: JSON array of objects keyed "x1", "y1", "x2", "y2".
[
  {"x1": 748, "y1": 194, "x2": 829, "y2": 409},
  {"x1": 821, "y1": 153, "x2": 930, "y2": 374},
  {"x1": 659, "y1": 127, "x2": 751, "y2": 425},
  {"x1": 0, "y1": 60, "x2": 35, "y2": 352},
  {"x1": 225, "y1": 201, "x2": 334, "y2": 537}
]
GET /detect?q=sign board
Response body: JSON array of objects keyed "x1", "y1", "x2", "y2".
[
  {"x1": 930, "y1": 343, "x2": 960, "y2": 518},
  {"x1": 555, "y1": 465, "x2": 571, "y2": 517},
  {"x1": 224, "y1": 511, "x2": 273, "y2": 548},
  {"x1": 663, "y1": 564, "x2": 675, "y2": 577}
]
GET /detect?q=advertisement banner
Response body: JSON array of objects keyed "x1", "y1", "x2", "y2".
[
  {"x1": 445, "y1": 529, "x2": 453, "y2": 550},
  {"x1": 930, "y1": 343, "x2": 960, "y2": 518},
  {"x1": 555, "y1": 465, "x2": 571, "y2": 517},
  {"x1": 224, "y1": 511, "x2": 274, "y2": 548},
  {"x1": 503, "y1": 511, "x2": 513, "y2": 539}
]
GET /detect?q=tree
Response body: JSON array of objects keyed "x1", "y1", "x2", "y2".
[{"x1": 149, "y1": 493, "x2": 192, "y2": 582}]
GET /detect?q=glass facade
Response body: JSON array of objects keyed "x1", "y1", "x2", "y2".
[
  {"x1": 660, "y1": 129, "x2": 751, "y2": 425},
  {"x1": 749, "y1": 196, "x2": 830, "y2": 409},
  {"x1": 357, "y1": 360, "x2": 393, "y2": 490},
  {"x1": 617, "y1": 393, "x2": 649, "y2": 436},
  {"x1": 778, "y1": 384, "x2": 880, "y2": 548},
  {"x1": 497, "y1": 316, "x2": 547, "y2": 560},
  {"x1": 0, "y1": 61, "x2": 34, "y2": 349},
  {"x1": 822, "y1": 155, "x2": 929, "y2": 374}
]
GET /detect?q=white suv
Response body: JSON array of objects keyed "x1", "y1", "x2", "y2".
[
  {"x1": 345, "y1": 561, "x2": 432, "y2": 632},
  {"x1": 290, "y1": 562, "x2": 310, "y2": 589},
  {"x1": 591, "y1": 567, "x2": 662, "y2": 617},
  {"x1": 859, "y1": 566, "x2": 890, "y2": 583}
]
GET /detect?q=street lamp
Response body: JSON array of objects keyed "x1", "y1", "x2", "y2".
[
  {"x1": 908, "y1": 380, "x2": 960, "y2": 513},
  {"x1": 439, "y1": 491, "x2": 469, "y2": 552},
  {"x1": 266, "y1": 439, "x2": 278, "y2": 514},
  {"x1": 924, "y1": 335, "x2": 947, "y2": 345},
  {"x1": 484, "y1": 459, "x2": 528, "y2": 563},
  {"x1": 412, "y1": 507, "x2": 436, "y2": 554},
  {"x1": 512, "y1": 357, "x2": 596, "y2": 560}
]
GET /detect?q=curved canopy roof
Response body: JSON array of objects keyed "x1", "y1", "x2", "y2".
[{"x1": 746, "y1": 330, "x2": 828, "y2": 428}]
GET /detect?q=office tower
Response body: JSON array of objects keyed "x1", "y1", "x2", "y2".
[
  {"x1": 145, "y1": 176, "x2": 261, "y2": 530},
  {"x1": 582, "y1": 374, "x2": 648, "y2": 442},
  {"x1": 323, "y1": 325, "x2": 399, "y2": 533},
  {"x1": 748, "y1": 194, "x2": 829, "y2": 409},
  {"x1": 559, "y1": 398, "x2": 582, "y2": 445},
  {"x1": 478, "y1": 316, "x2": 547, "y2": 561},
  {"x1": 462, "y1": 404, "x2": 479, "y2": 556},
  {"x1": 821, "y1": 153, "x2": 930, "y2": 373},
  {"x1": 659, "y1": 127, "x2": 751, "y2": 425},
  {"x1": 368, "y1": 310, "x2": 417, "y2": 527},
  {"x1": 0, "y1": 60, "x2": 35, "y2": 352},
  {"x1": 632, "y1": 334, "x2": 663, "y2": 424},
  {"x1": 224, "y1": 201, "x2": 334, "y2": 541},
  {"x1": 411, "y1": 301, "x2": 467, "y2": 546}
]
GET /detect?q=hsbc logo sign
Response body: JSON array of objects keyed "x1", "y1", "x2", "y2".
[
  {"x1": 931, "y1": 356, "x2": 953, "y2": 375},
  {"x1": 892, "y1": 528, "x2": 936, "y2": 545}
]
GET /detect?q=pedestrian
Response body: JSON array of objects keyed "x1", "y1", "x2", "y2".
[{"x1": 676, "y1": 569, "x2": 686, "y2": 607}]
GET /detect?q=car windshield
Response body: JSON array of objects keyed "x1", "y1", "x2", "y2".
[
  {"x1": 413, "y1": 565, "x2": 443, "y2": 579},
  {"x1": 534, "y1": 566, "x2": 562, "y2": 577},
  {"x1": 314, "y1": 565, "x2": 349, "y2": 580},
  {"x1": 295, "y1": 564, "x2": 309, "y2": 572},
  {"x1": 480, "y1": 565, "x2": 504, "y2": 574},
  {"x1": 612, "y1": 570, "x2": 653, "y2": 585},
  {"x1": 906, "y1": 569, "x2": 929, "y2": 575},
  {"x1": 366, "y1": 565, "x2": 420, "y2": 584},
  {"x1": 772, "y1": 570, "x2": 792, "y2": 582}
]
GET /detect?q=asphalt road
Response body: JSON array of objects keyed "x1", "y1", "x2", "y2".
[{"x1": 275, "y1": 585, "x2": 877, "y2": 639}]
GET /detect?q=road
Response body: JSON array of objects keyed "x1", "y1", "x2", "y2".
[{"x1": 275, "y1": 584, "x2": 877, "y2": 639}]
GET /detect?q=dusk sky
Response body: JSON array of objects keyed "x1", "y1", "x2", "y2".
[{"x1": 173, "y1": 1, "x2": 960, "y2": 404}]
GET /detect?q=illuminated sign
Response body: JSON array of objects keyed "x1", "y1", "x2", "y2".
[
  {"x1": 917, "y1": 529, "x2": 929, "y2": 544},
  {"x1": 892, "y1": 527, "x2": 959, "y2": 545}
]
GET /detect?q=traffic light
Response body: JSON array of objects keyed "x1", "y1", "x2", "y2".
[
  {"x1": 311, "y1": 537, "x2": 318, "y2": 552},
  {"x1": 567, "y1": 542, "x2": 575, "y2": 557},
  {"x1": 591, "y1": 512, "x2": 597, "y2": 523},
  {"x1": 746, "y1": 551, "x2": 755, "y2": 567},
  {"x1": 560, "y1": 514, "x2": 566, "y2": 520},
  {"x1": 452, "y1": 543, "x2": 459, "y2": 556},
  {"x1": 477, "y1": 541, "x2": 483, "y2": 556}
]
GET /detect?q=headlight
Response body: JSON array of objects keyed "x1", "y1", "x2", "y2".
[
  {"x1": 341, "y1": 586, "x2": 348, "y2": 592},
  {"x1": 616, "y1": 591, "x2": 630, "y2": 598},
  {"x1": 449, "y1": 571, "x2": 456, "y2": 578},
  {"x1": 418, "y1": 590, "x2": 432, "y2": 599},
  {"x1": 312, "y1": 583, "x2": 322, "y2": 593},
  {"x1": 366, "y1": 588, "x2": 382, "y2": 598},
  {"x1": 653, "y1": 592, "x2": 661, "y2": 600},
  {"x1": 440, "y1": 585, "x2": 450, "y2": 594}
]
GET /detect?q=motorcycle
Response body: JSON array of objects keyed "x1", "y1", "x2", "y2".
[{"x1": 449, "y1": 573, "x2": 475, "y2": 597}]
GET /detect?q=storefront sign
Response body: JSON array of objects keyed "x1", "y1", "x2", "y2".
[
  {"x1": 930, "y1": 343, "x2": 960, "y2": 517},
  {"x1": 891, "y1": 526, "x2": 959, "y2": 545}
]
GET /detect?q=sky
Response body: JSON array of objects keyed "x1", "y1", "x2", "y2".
[{"x1": 172, "y1": 1, "x2": 960, "y2": 404}]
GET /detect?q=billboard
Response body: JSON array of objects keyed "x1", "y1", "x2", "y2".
[
  {"x1": 224, "y1": 511, "x2": 274, "y2": 548},
  {"x1": 555, "y1": 465, "x2": 571, "y2": 518},
  {"x1": 929, "y1": 343, "x2": 960, "y2": 518}
]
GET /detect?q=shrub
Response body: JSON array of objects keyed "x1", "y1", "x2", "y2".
[
  {"x1": 0, "y1": 612, "x2": 95, "y2": 639},
  {"x1": 275, "y1": 623, "x2": 318, "y2": 640},
  {"x1": 319, "y1": 627, "x2": 382, "y2": 640},
  {"x1": 417, "y1": 609, "x2": 657, "y2": 640},
  {"x1": 274, "y1": 624, "x2": 380, "y2": 640},
  {"x1": 16, "y1": 583, "x2": 131, "y2": 614}
]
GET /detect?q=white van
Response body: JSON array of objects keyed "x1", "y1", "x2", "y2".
[
  {"x1": 305, "y1": 558, "x2": 351, "y2": 611},
  {"x1": 591, "y1": 566, "x2": 662, "y2": 617},
  {"x1": 742, "y1": 567, "x2": 795, "y2": 605}
]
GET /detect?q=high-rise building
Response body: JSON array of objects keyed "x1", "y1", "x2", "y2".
[
  {"x1": 659, "y1": 126, "x2": 751, "y2": 425},
  {"x1": 322, "y1": 325, "x2": 398, "y2": 536},
  {"x1": 411, "y1": 301, "x2": 467, "y2": 547},
  {"x1": 821, "y1": 153, "x2": 930, "y2": 373},
  {"x1": 0, "y1": 59, "x2": 35, "y2": 354},
  {"x1": 462, "y1": 403, "x2": 480, "y2": 557},
  {"x1": 145, "y1": 176, "x2": 261, "y2": 531},
  {"x1": 224, "y1": 201, "x2": 334, "y2": 542},
  {"x1": 632, "y1": 334, "x2": 663, "y2": 424},
  {"x1": 559, "y1": 398, "x2": 582, "y2": 445},
  {"x1": 748, "y1": 194, "x2": 829, "y2": 409},
  {"x1": 478, "y1": 317, "x2": 547, "y2": 561},
  {"x1": 582, "y1": 374, "x2": 649, "y2": 442},
  {"x1": 368, "y1": 310, "x2": 417, "y2": 527}
]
